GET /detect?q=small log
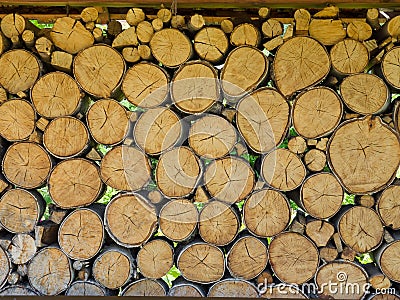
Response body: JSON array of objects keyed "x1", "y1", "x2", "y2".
[
  {"x1": 283, "y1": 23, "x2": 294, "y2": 41},
  {"x1": 35, "y1": 220, "x2": 58, "y2": 247},
  {"x1": 0, "y1": 87, "x2": 7, "y2": 103},
  {"x1": 381, "y1": 47, "x2": 400, "y2": 90},
  {"x1": 171, "y1": 15, "x2": 186, "y2": 29},
  {"x1": 107, "y1": 20, "x2": 122, "y2": 37},
  {"x1": 171, "y1": 61, "x2": 219, "y2": 113},
  {"x1": 367, "y1": 8, "x2": 381, "y2": 30},
  {"x1": 263, "y1": 36, "x2": 283, "y2": 51},
  {"x1": 138, "y1": 44, "x2": 153, "y2": 60},
  {"x1": 86, "y1": 99, "x2": 129, "y2": 145},
  {"x1": 50, "y1": 51, "x2": 73, "y2": 73},
  {"x1": 43, "y1": 116, "x2": 89, "y2": 158},
  {"x1": 204, "y1": 156, "x2": 255, "y2": 204},
  {"x1": 35, "y1": 36, "x2": 53, "y2": 62},
  {"x1": 73, "y1": 44, "x2": 125, "y2": 98},
  {"x1": 177, "y1": 242, "x2": 225, "y2": 284},
  {"x1": 7, "y1": 272, "x2": 20, "y2": 285},
  {"x1": 338, "y1": 206, "x2": 384, "y2": 253},
  {"x1": 243, "y1": 189, "x2": 291, "y2": 237},
  {"x1": 93, "y1": 27, "x2": 103, "y2": 42},
  {"x1": 220, "y1": 19, "x2": 234, "y2": 34},
  {"x1": 208, "y1": 279, "x2": 258, "y2": 297},
  {"x1": 236, "y1": 88, "x2": 289, "y2": 153},
  {"x1": 152, "y1": 18, "x2": 164, "y2": 32},
  {"x1": 0, "y1": 286, "x2": 37, "y2": 296},
  {"x1": 137, "y1": 239, "x2": 173, "y2": 279},
  {"x1": 159, "y1": 199, "x2": 198, "y2": 242},
  {"x1": 294, "y1": 9, "x2": 311, "y2": 36},
  {"x1": 0, "y1": 189, "x2": 45, "y2": 233},
  {"x1": 147, "y1": 190, "x2": 163, "y2": 205},
  {"x1": 134, "y1": 107, "x2": 182, "y2": 155},
  {"x1": 65, "y1": 281, "x2": 106, "y2": 296},
  {"x1": 194, "y1": 27, "x2": 228, "y2": 63},
  {"x1": 168, "y1": 281, "x2": 204, "y2": 297},
  {"x1": 230, "y1": 23, "x2": 260, "y2": 47},
  {"x1": 0, "y1": 49, "x2": 40, "y2": 94},
  {"x1": 48, "y1": 204, "x2": 68, "y2": 224},
  {"x1": 122, "y1": 47, "x2": 140, "y2": 63},
  {"x1": 273, "y1": 36, "x2": 330, "y2": 97},
  {"x1": 376, "y1": 185, "x2": 400, "y2": 230},
  {"x1": 104, "y1": 193, "x2": 157, "y2": 247},
  {"x1": 309, "y1": 19, "x2": 346, "y2": 45},
  {"x1": 188, "y1": 14, "x2": 205, "y2": 32},
  {"x1": 357, "y1": 194, "x2": 375, "y2": 208},
  {"x1": 149, "y1": 28, "x2": 192, "y2": 68},
  {"x1": 331, "y1": 39, "x2": 369, "y2": 75},
  {"x1": 92, "y1": 246, "x2": 134, "y2": 289},
  {"x1": 327, "y1": 116, "x2": 400, "y2": 194},
  {"x1": 28, "y1": 247, "x2": 73, "y2": 295},
  {"x1": 314, "y1": 5, "x2": 339, "y2": 18},
  {"x1": 300, "y1": 172, "x2": 343, "y2": 219},
  {"x1": 221, "y1": 46, "x2": 268, "y2": 99},
  {"x1": 7, "y1": 233, "x2": 36, "y2": 265},
  {"x1": 376, "y1": 240, "x2": 400, "y2": 283},
  {"x1": 288, "y1": 136, "x2": 307, "y2": 154},
  {"x1": 122, "y1": 62, "x2": 169, "y2": 108},
  {"x1": 157, "y1": 8, "x2": 172, "y2": 24},
  {"x1": 304, "y1": 148, "x2": 326, "y2": 172},
  {"x1": 347, "y1": 20, "x2": 372, "y2": 41},
  {"x1": 81, "y1": 7, "x2": 98, "y2": 23},
  {"x1": 193, "y1": 186, "x2": 209, "y2": 203},
  {"x1": 3, "y1": 142, "x2": 51, "y2": 189},
  {"x1": 189, "y1": 115, "x2": 236, "y2": 159},
  {"x1": 305, "y1": 220, "x2": 335, "y2": 247},
  {"x1": 262, "y1": 19, "x2": 283, "y2": 38},
  {"x1": 269, "y1": 232, "x2": 319, "y2": 284},
  {"x1": 258, "y1": 7, "x2": 270, "y2": 19},
  {"x1": 121, "y1": 279, "x2": 167, "y2": 296},
  {"x1": 262, "y1": 148, "x2": 306, "y2": 191},
  {"x1": 126, "y1": 8, "x2": 145, "y2": 26},
  {"x1": 226, "y1": 234, "x2": 268, "y2": 280},
  {"x1": 21, "y1": 30, "x2": 35, "y2": 48},
  {"x1": 112, "y1": 27, "x2": 138, "y2": 48},
  {"x1": 50, "y1": 17, "x2": 94, "y2": 54},
  {"x1": 156, "y1": 146, "x2": 201, "y2": 198},
  {"x1": 319, "y1": 247, "x2": 338, "y2": 262},
  {"x1": 58, "y1": 206, "x2": 104, "y2": 261},
  {"x1": 48, "y1": 158, "x2": 103, "y2": 208}
]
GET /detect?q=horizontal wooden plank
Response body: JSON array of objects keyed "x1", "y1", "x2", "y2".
[{"x1": 0, "y1": 0, "x2": 400, "y2": 8}]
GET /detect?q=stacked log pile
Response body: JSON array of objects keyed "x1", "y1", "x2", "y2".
[{"x1": 0, "y1": 5, "x2": 398, "y2": 299}]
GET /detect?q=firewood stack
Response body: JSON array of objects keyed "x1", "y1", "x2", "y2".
[{"x1": 0, "y1": 5, "x2": 398, "y2": 299}]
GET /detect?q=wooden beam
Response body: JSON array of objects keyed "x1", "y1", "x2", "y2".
[{"x1": 1, "y1": 0, "x2": 400, "y2": 8}]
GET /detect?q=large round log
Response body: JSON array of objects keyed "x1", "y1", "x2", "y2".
[
  {"x1": 377, "y1": 185, "x2": 400, "y2": 230},
  {"x1": 48, "y1": 158, "x2": 103, "y2": 208},
  {"x1": 230, "y1": 23, "x2": 261, "y2": 47},
  {"x1": 208, "y1": 279, "x2": 258, "y2": 297},
  {"x1": 377, "y1": 240, "x2": 400, "y2": 283},
  {"x1": 3, "y1": 142, "x2": 51, "y2": 189},
  {"x1": 327, "y1": 116, "x2": 400, "y2": 194},
  {"x1": 194, "y1": 27, "x2": 228, "y2": 63},
  {"x1": 243, "y1": 189, "x2": 291, "y2": 237},
  {"x1": 0, "y1": 99, "x2": 35, "y2": 141},
  {"x1": 0, "y1": 246, "x2": 10, "y2": 290},
  {"x1": 73, "y1": 44, "x2": 125, "y2": 98},
  {"x1": 273, "y1": 37, "x2": 330, "y2": 97},
  {"x1": 65, "y1": 281, "x2": 107, "y2": 296},
  {"x1": 330, "y1": 39, "x2": 369, "y2": 75},
  {"x1": 121, "y1": 279, "x2": 167, "y2": 296},
  {"x1": 7, "y1": 233, "x2": 37, "y2": 265},
  {"x1": 204, "y1": 156, "x2": 255, "y2": 204},
  {"x1": 31, "y1": 72, "x2": 81, "y2": 119},
  {"x1": 104, "y1": 193, "x2": 157, "y2": 247},
  {"x1": 269, "y1": 232, "x2": 319, "y2": 285},
  {"x1": 382, "y1": 47, "x2": 400, "y2": 90},
  {"x1": 168, "y1": 282, "x2": 204, "y2": 297},
  {"x1": 0, "y1": 286, "x2": 38, "y2": 296},
  {"x1": 236, "y1": 88, "x2": 290, "y2": 153}
]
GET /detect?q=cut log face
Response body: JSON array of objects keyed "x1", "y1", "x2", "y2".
[
  {"x1": 347, "y1": 20, "x2": 372, "y2": 41},
  {"x1": 168, "y1": 283, "x2": 204, "y2": 297},
  {"x1": 149, "y1": 28, "x2": 193, "y2": 68},
  {"x1": 315, "y1": 261, "x2": 368, "y2": 299},
  {"x1": 86, "y1": 99, "x2": 129, "y2": 145},
  {"x1": 204, "y1": 156, "x2": 255, "y2": 204},
  {"x1": 340, "y1": 74, "x2": 389, "y2": 115},
  {"x1": 50, "y1": 17, "x2": 94, "y2": 54},
  {"x1": 0, "y1": 189, "x2": 44, "y2": 233},
  {"x1": 208, "y1": 279, "x2": 258, "y2": 298},
  {"x1": 73, "y1": 45, "x2": 125, "y2": 98},
  {"x1": 189, "y1": 115, "x2": 236, "y2": 159},
  {"x1": 221, "y1": 46, "x2": 268, "y2": 99},
  {"x1": 261, "y1": 148, "x2": 306, "y2": 191},
  {"x1": 338, "y1": 206, "x2": 384, "y2": 253},
  {"x1": 28, "y1": 247, "x2": 73, "y2": 295},
  {"x1": 122, "y1": 62, "x2": 169, "y2": 108},
  {"x1": 304, "y1": 149, "x2": 326, "y2": 172},
  {"x1": 159, "y1": 199, "x2": 198, "y2": 242},
  {"x1": 112, "y1": 27, "x2": 138, "y2": 49},
  {"x1": 230, "y1": 23, "x2": 261, "y2": 47},
  {"x1": 66, "y1": 281, "x2": 106, "y2": 296},
  {"x1": 0, "y1": 50, "x2": 40, "y2": 94},
  {"x1": 92, "y1": 248, "x2": 132, "y2": 289},
  {"x1": 0, "y1": 13, "x2": 26, "y2": 38},
  {"x1": 328, "y1": 116, "x2": 400, "y2": 194},
  {"x1": 100, "y1": 145, "x2": 151, "y2": 191},
  {"x1": 305, "y1": 220, "x2": 335, "y2": 247},
  {"x1": 292, "y1": 87, "x2": 343, "y2": 139},
  {"x1": 43, "y1": 117, "x2": 89, "y2": 158},
  {"x1": 31, "y1": 72, "x2": 81, "y2": 118},
  {"x1": 172, "y1": 61, "x2": 219, "y2": 114},
  {"x1": 0, "y1": 99, "x2": 35, "y2": 142},
  {"x1": 273, "y1": 37, "x2": 330, "y2": 97},
  {"x1": 377, "y1": 185, "x2": 400, "y2": 229},
  {"x1": 3, "y1": 142, "x2": 51, "y2": 189},
  {"x1": 227, "y1": 236, "x2": 268, "y2": 280},
  {"x1": 104, "y1": 193, "x2": 157, "y2": 247},
  {"x1": 177, "y1": 243, "x2": 225, "y2": 284},
  {"x1": 379, "y1": 240, "x2": 400, "y2": 283},
  {"x1": 134, "y1": 107, "x2": 182, "y2": 155},
  {"x1": 199, "y1": 201, "x2": 239, "y2": 246},
  {"x1": 301, "y1": 173, "x2": 344, "y2": 219},
  {"x1": 194, "y1": 27, "x2": 228, "y2": 63},
  {"x1": 262, "y1": 19, "x2": 283, "y2": 38},
  {"x1": 0, "y1": 286, "x2": 38, "y2": 296},
  {"x1": 126, "y1": 8, "x2": 145, "y2": 26},
  {"x1": 236, "y1": 88, "x2": 289, "y2": 153},
  {"x1": 58, "y1": 208, "x2": 104, "y2": 260},
  {"x1": 156, "y1": 146, "x2": 201, "y2": 198},
  {"x1": 382, "y1": 47, "x2": 400, "y2": 89},
  {"x1": 137, "y1": 21, "x2": 154, "y2": 44},
  {"x1": 370, "y1": 295, "x2": 400, "y2": 300},
  {"x1": 330, "y1": 39, "x2": 369, "y2": 75},
  {"x1": 243, "y1": 189, "x2": 291, "y2": 237},
  {"x1": 121, "y1": 279, "x2": 167, "y2": 296},
  {"x1": 48, "y1": 158, "x2": 103, "y2": 208},
  {"x1": 0, "y1": 246, "x2": 10, "y2": 290},
  {"x1": 8, "y1": 233, "x2": 36, "y2": 264},
  {"x1": 269, "y1": 232, "x2": 319, "y2": 285},
  {"x1": 309, "y1": 19, "x2": 346, "y2": 46},
  {"x1": 137, "y1": 239, "x2": 174, "y2": 279}
]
